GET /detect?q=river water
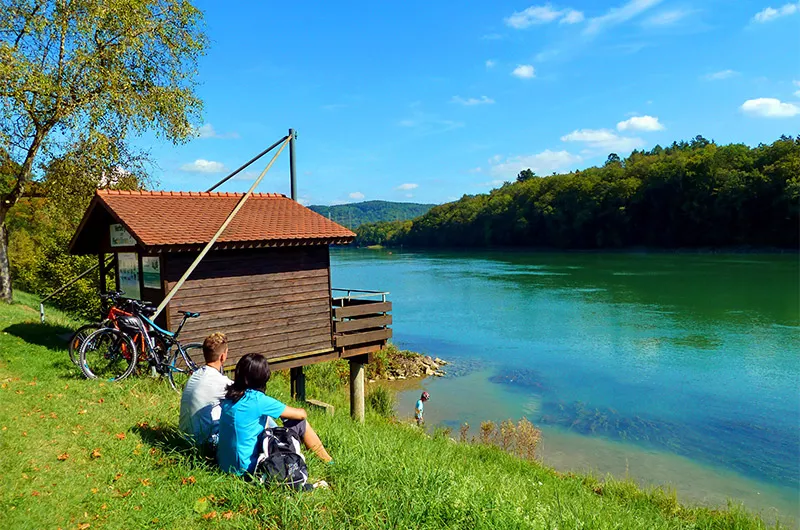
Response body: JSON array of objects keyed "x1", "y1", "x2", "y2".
[{"x1": 330, "y1": 249, "x2": 799, "y2": 524}]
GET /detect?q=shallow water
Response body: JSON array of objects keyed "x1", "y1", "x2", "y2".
[{"x1": 330, "y1": 249, "x2": 800, "y2": 523}]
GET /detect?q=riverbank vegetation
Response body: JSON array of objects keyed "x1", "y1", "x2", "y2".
[
  {"x1": 355, "y1": 136, "x2": 799, "y2": 249},
  {"x1": 1, "y1": 293, "x2": 779, "y2": 528}
]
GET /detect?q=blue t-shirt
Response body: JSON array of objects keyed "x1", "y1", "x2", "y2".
[
  {"x1": 415, "y1": 399, "x2": 424, "y2": 418},
  {"x1": 217, "y1": 389, "x2": 286, "y2": 475}
]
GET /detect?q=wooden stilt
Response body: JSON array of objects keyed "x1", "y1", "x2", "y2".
[
  {"x1": 349, "y1": 355, "x2": 367, "y2": 422},
  {"x1": 290, "y1": 366, "x2": 306, "y2": 402}
]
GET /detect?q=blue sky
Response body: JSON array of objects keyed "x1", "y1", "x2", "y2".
[{"x1": 146, "y1": 0, "x2": 800, "y2": 206}]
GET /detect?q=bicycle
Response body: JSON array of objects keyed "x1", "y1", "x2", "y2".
[
  {"x1": 67, "y1": 291, "x2": 133, "y2": 366},
  {"x1": 79, "y1": 299, "x2": 202, "y2": 391}
]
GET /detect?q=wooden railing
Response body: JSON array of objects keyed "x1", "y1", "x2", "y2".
[{"x1": 331, "y1": 289, "x2": 392, "y2": 353}]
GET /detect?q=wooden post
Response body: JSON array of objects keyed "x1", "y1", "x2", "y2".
[
  {"x1": 290, "y1": 366, "x2": 306, "y2": 402},
  {"x1": 349, "y1": 355, "x2": 367, "y2": 422}
]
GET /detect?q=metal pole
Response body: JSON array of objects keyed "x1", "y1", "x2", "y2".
[
  {"x1": 289, "y1": 128, "x2": 297, "y2": 201},
  {"x1": 205, "y1": 135, "x2": 289, "y2": 193},
  {"x1": 153, "y1": 135, "x2": 292, "y2": 319}
]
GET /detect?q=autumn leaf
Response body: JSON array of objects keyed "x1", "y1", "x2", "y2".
[
  {"x1": 113, "y1": 472, "x2": 123, "y2": 481},
  {"x1": 97, "y1": 398, "x2": 104, "y2": 404},
  {"x1": 135, "y1": 421, "x2": 149, "y2": 429},
  {"x1": 91, "y1": 488, "x2": 99, "y2": 494},
  {"x1": 140, "y1": 478, "x2": 151, "y2": 487},
  {"x1": 31, "y1": 490, "x2": 41, "y2": 496},
  {"x1": 181, "y1": 476, "x2": 196, "y2": 485},
  {"x1": 50, "y1": 412, "x2": 57, "y2": 419},
  {"x1": 78, "y1": 523, "x2": 91, "y2": 529},
  {"x1": 57, "y1": 453, "x2": 69, "y2": 461},
  {"x1": 115, "y1": 433, "x2": 126, "y2": 440},
  {"x1": 202, "y1": 511, "x2": 217, "y2": 520},
  {"x1": 90, "y1": 448, "x2": 101, "y2": 459},
  {"x1": 222, "y1": 511, "x2": 233, "y2": 520},
  {"x1": 15, "y1": 390, "x2": 24, "y2": 394},
  {"x1": 78, "y1": 410, "x2": 87, "y2": 415},
  {"x1": 193, "y1": 497, "x2": 208, "y2": 514}
]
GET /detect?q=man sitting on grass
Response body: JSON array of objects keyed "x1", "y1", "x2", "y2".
[{"x1": 179, "y1": 332, "x2": 231, "y2": 450}]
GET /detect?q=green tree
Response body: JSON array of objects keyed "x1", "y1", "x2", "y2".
[
  {"x1": 516, "y1": 169, "x2": 535, "y2": 183},
  {"x1": 0, "y1": 0, "x2": 207, "y2": 303}
]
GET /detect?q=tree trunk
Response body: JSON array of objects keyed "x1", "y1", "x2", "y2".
[{"x1": 0, "y1": 208, "x2": 11, "y2": 304}]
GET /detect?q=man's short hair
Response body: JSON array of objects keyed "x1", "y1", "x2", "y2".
[{"x1": 202, "y1": 332, "x2": 228, "y2": 363}]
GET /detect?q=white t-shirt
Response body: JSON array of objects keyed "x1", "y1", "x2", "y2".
[{"x1": 179, "y1": 366, "x2": 232, "y2": 445}]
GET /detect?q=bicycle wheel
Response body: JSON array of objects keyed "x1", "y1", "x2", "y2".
[
  {"x1": 168, "y1": 342, "x2": 202, "y2": 392},
  {"x1": 79, "y1": 328, "x2": 138, "y2": 382},
  {"x1": 68, "y1": 323, "x2": 101, "y2": 366}
]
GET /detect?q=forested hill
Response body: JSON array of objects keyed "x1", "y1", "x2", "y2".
[
  {"x1": 308, "y1": 200, "x2": 435, "y2": 229},
  {"x1": 355, "y1": 136, "x2": 799, "y2": 249}
]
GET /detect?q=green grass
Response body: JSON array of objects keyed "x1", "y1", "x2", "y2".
[{"x1": 0, "y1": 293, "x2": 779, "y2": 529}]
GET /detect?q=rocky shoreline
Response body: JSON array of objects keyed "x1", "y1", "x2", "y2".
[{"x1": 368, "y1": 346, "x2": 448, "y2": 383}]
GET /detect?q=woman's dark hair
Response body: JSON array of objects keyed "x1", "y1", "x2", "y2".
[{"x1": 225, "y1": 353, "x2": 271, "y2": 403}]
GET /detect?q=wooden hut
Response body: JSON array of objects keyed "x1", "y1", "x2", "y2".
[{"x1": 69, "y1": 190, "x2": 392, "y2": 418}]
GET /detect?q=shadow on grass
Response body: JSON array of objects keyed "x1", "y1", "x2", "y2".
[
  {"x1": 4, "y1": 322, "x2": 75, "y2": 351},
  {"x1": 132, "y1": 422, "x2": 217, "y2": 467}
]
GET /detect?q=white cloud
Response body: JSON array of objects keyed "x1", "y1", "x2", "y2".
[
  {"x1": 180, "y1": 159, "x2": 227, "y2": 173},
  {"x1": 584, "y1": 0, "x2": 663, "y2": 35},
  {"x1": 704, "y1": 69, "x2": 739, "y2": 81},
  {"x1": 512, "y1": 64, "x2": 536, "y2": 79},
  {"x1": 561, "y1": 128, "x2": 645, "y2": 152},
  {"x1": 485, "y1": 59, "x2": 496, "y2": 69},
  {"x1": 451, "y1": 95, "x2": 495, "y2": 106},
  {"x1": 349, "y1": 192, "x2": 365, "y2": 200},
  {"x1": 753, "y1": 2, "x2": 800, "y2": 22},
  {"x1": 396, "y1": 183, "x2": 419, "y2": 191},
  {"x1": 489, "y1": 149, "x2": 582, "y2": 178},
  {"x1": 468, "y1": 167, "x2": 483, "y2": 173},
  {"x1": 642, "y1": 9, "x2": 692, "y2": 26},
  {"x1": 561, "y1": 9, "x2": 585, "y2": 23},
  {"x1": 505, "y1": 5, "x2": 584, "y2": 28},
  {"x1": 794, "y1": 80, "x2": 800, "y2": 98},
  {"x1": 397, "y1": 112, "x2": 464, "y2": 134},
  {"x1": 740, "y1": 98, "x2": 800, "y2": 118},
  {"x1": 616, "y1": 115, "x2": 664, "y2": 132},
  {"x1": 195, "y1": 123, "x2": 239, "y2": 139}
]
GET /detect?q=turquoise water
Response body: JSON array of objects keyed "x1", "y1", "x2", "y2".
[{"x1": 330, "y1": 249, "x2": 800, "y2": 524}]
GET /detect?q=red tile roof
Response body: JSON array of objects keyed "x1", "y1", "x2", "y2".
[{"x1": 82, "y1": 190, "x2": 355, "y2": 249}]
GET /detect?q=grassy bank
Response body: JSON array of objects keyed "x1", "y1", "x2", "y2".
[{"x1": 0, "y1": 293, "x2": 776, "y2": 529}]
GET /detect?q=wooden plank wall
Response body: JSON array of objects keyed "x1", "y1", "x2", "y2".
[{"x1": 164, "y1": 247, "x2": 333, "y2": 367}]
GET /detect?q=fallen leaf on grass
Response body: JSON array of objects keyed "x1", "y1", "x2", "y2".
[
  {"x1": 91, "y1": 488, "x2": 99, "y2": 494},
  {"x1": 140, "y1": 478, "x2": 151, "y2": 487},
  {"x1": 113, "y1": 472, "x2": 123, "y2": 481},
  {"x1": 193, "y1": 498, "x2": 209, "y2": 514},
  {"x1": 90, "y1": 448, "x2": 101, "y2": 459},
  {"x1": 49, "y1": 412, "x2": 57, "y2": 419},
  {"x1": 97, "y1": 398, "x2": 104, "y2": 404},
  {"x1": 78, "y1": 410, "x2": 87, "y2": 415},
  {"x1": 115, "y1": 489, "x2": 131, "y2": 498},
  {"x1": 115, "y1": 433, "x2": 126, "y2": 440},
  {"x1": 135, "y1": 421, "x2": 149, "y2": 429},
  {"x1": 202, "y1": 511, "x2": 217, "y2": 520},
  {"x1": 15, "y1": 390, "x2": 23, "y2": 395},
  {"x1": 181, "y1": 476, "x2": 196, "y2": 485},
  {"x1": 77, "y1": 524, "x2": 90, "y2": 530},
  {"x1": 57, "y1": 453, "x2": 69, "y2": 461},
  {"x1": 222, "y1": 511, "x2": 233, "y2": 520},
  {"x1": 22, "y1": 431, "x2": 27, "y2": 437},
  {"x1": 31, "y1": 491, "x2": 40, "y2": 496},
  {"x1": 28, "y1": 381, "x2": 37, "y2": 386}
]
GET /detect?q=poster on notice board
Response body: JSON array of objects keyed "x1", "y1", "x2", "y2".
[
  {"x1": 142, "y1": 257, "x2": 161, "y2": 289},
  {"x1": 117, "y1": 252, "x2": 140, "y2": 300}
]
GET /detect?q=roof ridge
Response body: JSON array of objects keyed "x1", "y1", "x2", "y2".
[{"x1": 97, "y1": 190, "x2": 287, "y2": 198}]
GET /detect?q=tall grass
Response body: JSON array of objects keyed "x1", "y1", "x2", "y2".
[{"x1": 0, "y1": 293, "x2": 783, "y2": 529}]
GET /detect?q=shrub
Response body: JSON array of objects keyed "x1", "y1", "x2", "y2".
[{"x1": 367, "y1": 385, "x2": 396, "y2": 418}]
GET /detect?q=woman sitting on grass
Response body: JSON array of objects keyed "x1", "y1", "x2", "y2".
[{"x1": 217, "y1": 353, "x2": 333, "y2": 477}]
